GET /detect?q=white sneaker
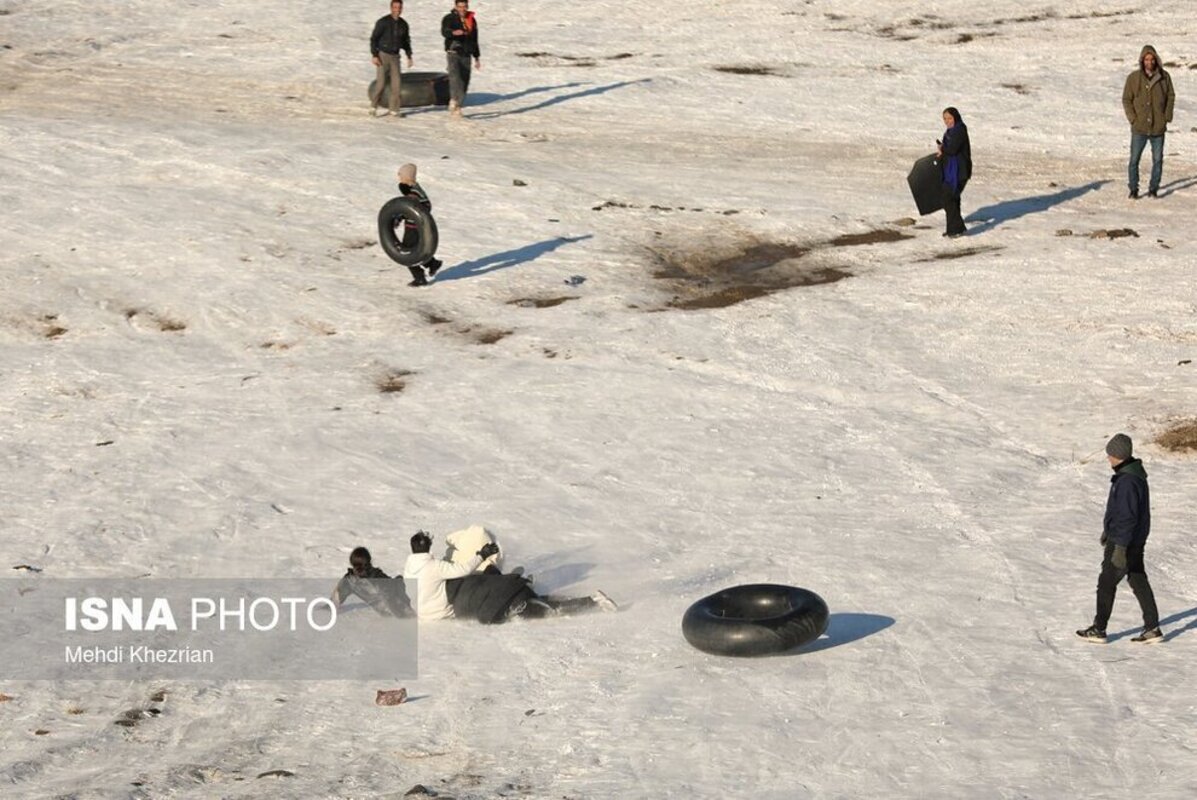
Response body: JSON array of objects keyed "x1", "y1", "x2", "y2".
[
  {"x1": 591, "y1": 591, "x2": 618, "y2": 613},
  {"x1": 372, "y1": 107, "x2": 389, "y2": 117}
]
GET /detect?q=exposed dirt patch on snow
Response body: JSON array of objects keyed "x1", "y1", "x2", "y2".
[
  {"x1": 507, "y1": 296, "x2": 578, "y2": 309},
  {"x1": 920, "y1": 245, "x2": 1005, "y2": 261},
  {"x1": 471, "y1": 328, "x2": 514, "y2": 345},
  {"x1": 1156, "y1": 419, "x2": 1197, "y2": 453},
  {"x1": 125, "y1": 308, "x2": 186, "y2": 332},
  {"x1": 713, "y1": 65, "x2": 782, "y2": 76},
  {"x1": 376, "y1": 369, "x2": 414, "y2": 394},
  {"x1": 651, "y1": 239, "x2": 850, "y2": 310},
  {"x1": 828, "y1": 229, "x2": 913, "y2": 247}
]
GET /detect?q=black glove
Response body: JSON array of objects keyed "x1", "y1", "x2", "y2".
[
  {"x1": 1100, "y1": 532, "x2": 1108, "y2": 546},
  {"x1": 1112, "y1": 546, "x2": 1128, "y2": 570},
  {"x1": 477, "y1": 542, "x2": 499, "y2": 561}
]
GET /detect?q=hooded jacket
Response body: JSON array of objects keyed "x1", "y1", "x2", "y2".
[
  {"x1": 1123, "y1": 45, "x2": 1175, "y2": 136},
  {"x1": 403, "y1": 552, "x2": 482, "y2": 620},
  {"x1": 1103, "y1": 458, "x2": 1151, "y2": 549}
]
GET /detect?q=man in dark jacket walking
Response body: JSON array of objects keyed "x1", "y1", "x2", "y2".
[
  {"x1": 370, "y1": 0, "x2": 414, "y2": 118},
  {"x1": 441, "y1": 0, "x2": 481, "y2": 117},
  {"x1": 1077, "y1": 434, "x2": 1162, "y2": 643},
  {"x1": 1123, "y1": 44, "x2": 1176, "y2": 199}
]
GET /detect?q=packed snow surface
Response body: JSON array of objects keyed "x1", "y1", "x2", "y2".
[{"x1": 2, "y1": 0, "x2": 1196, "y2": 797}]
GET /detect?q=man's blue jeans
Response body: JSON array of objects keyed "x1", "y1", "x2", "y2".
[{"x1": 1129, "y1": 132, "x2": 1165, "y2": 194}]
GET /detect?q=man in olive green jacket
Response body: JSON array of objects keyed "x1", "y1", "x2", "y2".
[{"x1": 1122, "y1": 44, "x2": 1176, "y2": 199}]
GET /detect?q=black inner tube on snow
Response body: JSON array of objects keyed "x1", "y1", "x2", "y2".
[
  {"x1": 682, "y1": 584, "x2": 829, "y2": 657},
  {"x1": 367, "y1": 72, "x2": 451, "y2": 108},
  {"x1": 377, "y1": 196, "x2": 439, "y2": 267}
]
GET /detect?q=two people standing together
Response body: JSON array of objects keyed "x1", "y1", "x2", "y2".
[
  {"x1": 934, "y1": 43, "x2": 1177, "y2": 236},
  {"x1": 369, "y1": 0, "x2": 482, "y2": 119}
]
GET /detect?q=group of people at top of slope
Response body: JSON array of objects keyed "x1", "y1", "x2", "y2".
[
  {"x1": 939, "y1": 43, "x2": 1175, "y2": 237},
  {"x1": 369, "y1": 0, "x2": 480, "y2": 118},
  {"x1": 332, "y1": 526, "x2": 617, "y2": 624}
]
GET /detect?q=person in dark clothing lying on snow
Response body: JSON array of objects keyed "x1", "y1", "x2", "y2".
[
  {"x1": 936, "y1": 107, "x2": 971, "y2": 238},
  {"x1": 1076, "y1": 434, "x2": 1163, "y2": 644},
  {"x1": 332, "y1": 546, "x2": 414, "y2": 617},
  {"x1": 397, "y1": 162, "x2": 443, "y2": 287},
  {"x1": 403, "y1": 530, "x2": 617, "y2": 623}
]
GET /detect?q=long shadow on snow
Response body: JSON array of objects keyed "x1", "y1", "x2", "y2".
[
  {"x1": 435, "y1": 235, "x2": 593, "y2": 282},
  {"x1": 466, "y1": 82, "x2": 587, "y2": 107},
  {"x1": 795, "y1": 612, "x2": 895, "y2": 653},
  {"x1": 964, "y1": 180, "x2": 1109, "y2": 234},
  {"x1": 1158, "y1": 174, "x2": 1197, "y2": 197},
  {"x1": 1109, "y1": 605, "x2": 1197, "y2": 643},
  {"x1": 468, "y1": 79, "x2": 650, "y2": 120}
]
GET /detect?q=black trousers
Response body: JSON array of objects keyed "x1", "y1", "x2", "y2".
[
  {"x1": 518, "y1": 595, "x2": 598, "y2": 619},
  {"x1": 446, "y1": 51, "x2": 472, "y2": 106},
  {"x1": 943, "y1": 184, "x2": 966, "y2": 235},
  {"x1": 1094, "y1": 542, "x2": 1159, "y2": 630}
]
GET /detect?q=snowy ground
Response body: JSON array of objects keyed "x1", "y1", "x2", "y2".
[{"x1": 3, "y1": 0, "x2": 1197, "y2": 797}]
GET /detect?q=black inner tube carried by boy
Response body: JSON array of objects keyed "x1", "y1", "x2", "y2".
[
  {"x1": 378, "y1": 196, "x2": 439, "y2": 267},
  {"x1": 682, "y1": 584, "x2": 829, "y2": 657}
]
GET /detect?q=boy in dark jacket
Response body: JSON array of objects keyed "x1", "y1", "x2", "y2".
[
  {"x1": 1077, "y1": 434, "x2": 1162, "y2": 643},
  {"x1": 397, "y1": 163, "x2": 442, "y2": 286}
]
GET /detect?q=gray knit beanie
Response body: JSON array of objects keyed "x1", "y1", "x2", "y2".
[
  {"x1": 1105, "y1": 433, "x2": 1133, "y2": 461},
  {"x1": 397, "y1": 163, "x2": 417, "y2": 184}
]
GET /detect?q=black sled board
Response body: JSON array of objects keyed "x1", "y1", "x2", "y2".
[{"x1": 908, "y1": 153, "x2": 944, "y2": 216}]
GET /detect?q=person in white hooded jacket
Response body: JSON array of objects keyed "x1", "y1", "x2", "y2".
[
  {"x1": 403, "y1": 529, "x2": 618, "y2": 623},
  {"x1": 403, "y1": 530, "x2": 497, "y2": 620}
]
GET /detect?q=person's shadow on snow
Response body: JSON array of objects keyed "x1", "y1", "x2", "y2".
[
  {"x1": 796, "y1": 612, "x2": 895, "y2": 654},
  {"x1": 466, "y1": 82, "x2": 587, "y2": 108},
  {"x1": 435, "y1": 235, "x2": 593, "y2": 282},
  {"x1": 468, "y1": 79, "x2": 650, "y2": 120},
  {"x1": 964, "y1": 180, "x2": 1109, "y2": 234},
  {"x1": 1109, "y1": 605, "x2": 1197, "y2": 643},
  {"x1": 1157, "y1": 174, "x2": 1197, "y2": 197}
]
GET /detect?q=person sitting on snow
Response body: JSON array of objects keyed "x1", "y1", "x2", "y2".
[
  {"x1": 403, "y1": 530, "x2": 616, "y2": 623},
  {"x1": 444, "y1": 524, "x2": 508, "y2": 574},
  {"x1": 397, "y1": 162, "x2": 443, "y2": 287},
  {"x1": 331, "y1": 546, "x2": 413, "y2": 617}
]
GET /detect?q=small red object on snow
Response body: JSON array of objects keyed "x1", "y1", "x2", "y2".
[{"x1": 375, "y1": 688, "x2": 408, "y2": 706}]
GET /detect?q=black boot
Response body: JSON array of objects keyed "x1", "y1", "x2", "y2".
[
  {"x1": 425, "y1": 258, "x2": 443, "y2": 278},
  {"x1": 407, "y1": 266, "x2": 427, "y2": 287}
]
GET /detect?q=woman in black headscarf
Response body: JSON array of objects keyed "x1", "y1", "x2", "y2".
[{"x1": 937, "y1": 107, "x2": 972, "y2": 237}]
